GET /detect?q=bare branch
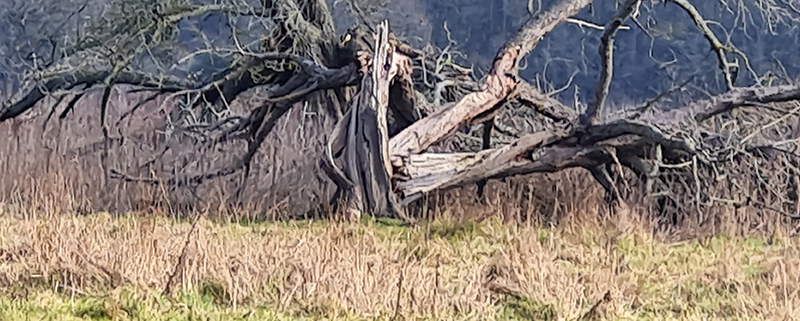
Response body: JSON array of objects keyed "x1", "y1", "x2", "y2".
[
  {"x1": 579, "y1": 0, "x2": 641, "y2": 127},
  {"x1": 0, "y1": 70, "x2": 191, "y2": 121},
  {"x1": 656, "y1": 84, "x2": 800, "y2": 123},
  {"x1": 669, "y1": 0, "x2": 738, "y2": 91},
  {"x1": 514, "y1": 81, "x2": 577, "y2": 124},
  {"x1": 389, "y1": 0, "x2": 595, "y2": 156}
]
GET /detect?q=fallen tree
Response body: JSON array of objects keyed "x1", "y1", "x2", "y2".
[{"x1": 2, "y1": 0, "x2": 800, "y2": 228}]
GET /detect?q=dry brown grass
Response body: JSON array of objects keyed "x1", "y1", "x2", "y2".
[
  {"x1": 0, "y1": 205, "x2": 798, "y2": 320},
  {"x1": 0, "y1": 86, "x2": 338, "y2": 219}
]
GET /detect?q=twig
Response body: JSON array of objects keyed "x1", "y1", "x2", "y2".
[
  {"x1": 514, "y1": 81, "x2": 577, "y2": 124},
  {"x1": 391, "y1": 267, "x2": 405, "y2": 321},
  {"x1": 740, "y1": 104, "x2": 800, "y2": 145},
  {"x1": 627, "y1": 75, "x2": 697, "y2": 120},
  {"x1": 567, "y1": 18, "x2": 631, "y2": 31},
  {"x1": 116, "y1": 92, "x2": 160, "y2": 126}
]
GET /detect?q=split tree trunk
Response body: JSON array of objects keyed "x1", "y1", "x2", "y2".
[
  {"x1": 322, "y1": 21, "x2": 413, "y2": 222},
  {"x1": 325, "y1": 0, "x2": 596, "y2": 218}
]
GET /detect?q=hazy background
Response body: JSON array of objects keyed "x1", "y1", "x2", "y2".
[{"x1": 3, "y1": 0, "x2": 799, "y2": 106}]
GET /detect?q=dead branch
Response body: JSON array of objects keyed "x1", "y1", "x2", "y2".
[
  {"x1": 579, "y1": 0, "x2": 641, "y2": 127},
  {"x1": 514, "y1": 81, "x2": 577, "y2": 124},
  {"x1": 396, "y1": 131, "x2": 588, "y2": 202},
  {"x1": 388, "y1": 0, "x2": 595, "y2": 157},
  {"x1": 0, "y1": 70, "x2": 191, "y2": 121},
  {"x1": 323, "y1": 20, "x2": 412, "y2": 222},
  {"x1": 394, "y1": 116, "x2": 697, "y2": 202},
  {"x1": 669, "y1": 0, "x2": 738, "y2": 91},
  {"x1": 106, "y1": 69, "x2": 358, "y2": 192},
  {"x1": 633, "y1": 84, "x2": 800, "y2": 125}
]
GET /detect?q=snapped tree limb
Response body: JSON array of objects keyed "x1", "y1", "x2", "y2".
[{"x1": 388, "y1": 0, "x2": 596, "y2": 157}]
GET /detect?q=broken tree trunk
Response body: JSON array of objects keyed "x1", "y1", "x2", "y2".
[{"x1": 322, "y1": 21, "x2": 413, "y2": 222}]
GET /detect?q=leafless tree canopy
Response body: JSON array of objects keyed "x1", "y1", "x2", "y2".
[{"x1": 2, "y1": 0, "x2": 800, "y2": 230}]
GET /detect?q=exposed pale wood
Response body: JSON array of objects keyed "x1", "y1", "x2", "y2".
[
  {"x1": 396, "y1": 131, "x2": 603, "y2": 201},
  {"x1": 322, "y1": 20, "x2": 412, "y2": 221},
  {"x1": 397, "y1": 131, "x2": 559, "y2": 195},
  {"x1": 394, "y1": 116, "x2": 700, "y2": 202},
  {"x1": 388, "y1": 0, "x2": 595, "y2": 157},
  {"x1": 393, "y1": 80, "x2": 800, "y2": 204},
  {"x1": 372, "y1": 24, "x2": 398, "y2": 181}
]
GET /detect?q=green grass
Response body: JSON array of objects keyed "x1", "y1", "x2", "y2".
[{"x1": 0, "y1": 286, "x2": 302, "y2": 321}]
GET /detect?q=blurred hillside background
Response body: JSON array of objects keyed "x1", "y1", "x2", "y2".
[{"x1": 4, "y1": 0, "x2": 799, "y2": 107}]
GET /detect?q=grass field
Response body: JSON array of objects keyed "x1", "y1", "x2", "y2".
[{"x1": 0, "y1": 209, "x2": 797, "y2": 321}]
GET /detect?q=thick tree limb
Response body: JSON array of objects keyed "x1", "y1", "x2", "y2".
[
  {"x1": 1, "y1": 52, "x2": 361, "y2": 125},
  {"x1": 396, "y1": 132, "x2": 602, "y2": 201},
  {"x1": 393, "y1": 80, "x2": 800, "y2": 206},
  {"x1": 394, "y1": 115, "x2": 700, "y2": 202},
  {"x1": 388, "y1": 0, "x2": 595, "y2": 156}
]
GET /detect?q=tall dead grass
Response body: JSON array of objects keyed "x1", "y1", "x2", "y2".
[
  {"x1": 0, "y1": 205, "x2": 798, "y2": 320},
  {"x1": 2, "y1": 86, "x2": 800, "y2": 239},
  {"x1": 0, "y1": 86, "x2": 338, "y2": 220}
]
